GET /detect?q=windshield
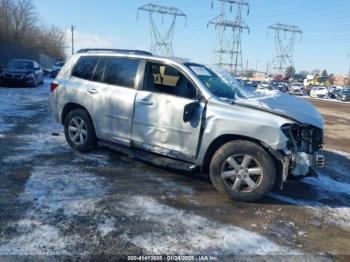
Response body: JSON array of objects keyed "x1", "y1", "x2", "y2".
[
  {"x1": 6, "y1": 60, "x2": 33, "y2": 70},
  {"x1": 186, "y1": 63, "x2": 255, "y2": 100},
  {"x1": 55, "y1": 62, "x2": 64, "y2": 67}
]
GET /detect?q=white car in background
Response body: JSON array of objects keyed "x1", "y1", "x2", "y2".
[
  {"x1": 310, "y1": 86, "x2": 328, "y2": 98},
  {"x1": 289, "y1": 83, "x2": 304, "y2": 96},
  {"x1": 257, "y1": 82, "x2": 269, "y2": 90}
]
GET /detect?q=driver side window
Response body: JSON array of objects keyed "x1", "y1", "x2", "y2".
[{"x1": 143, "y1": 62, "x2": 197, "y2": 99}]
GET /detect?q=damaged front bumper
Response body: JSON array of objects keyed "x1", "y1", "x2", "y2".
[
  {"x1": 290, "y1": 151, "x2": 325, "y2": 177},
  {"x1": 270, "y1": 149, "x2": 325, "y2": 189}
]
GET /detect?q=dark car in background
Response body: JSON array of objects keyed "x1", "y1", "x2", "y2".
[
  {"x1": 50, "y1": 61, "x2": 65, "y2": 78},
  {"x1": 329, "y1": 87, "x2": 344, "y2": 99},
  {"x1": 337, "y1": 88, "x2": 350, "y2": 101},
  {"x1": 0, "y1": 59, "x2": 43, "y2": 87}
]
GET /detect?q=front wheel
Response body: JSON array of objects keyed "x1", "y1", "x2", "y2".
[
  {"x1": 64, "y1": 109, "x2": 97, "y2": 152},
  {"x1": 210, "y1": 140, "x2": 276, "y2": 202}
]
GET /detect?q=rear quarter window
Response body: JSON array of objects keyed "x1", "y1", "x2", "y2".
[
  {"x1": 103, "y1": 57, "x2": 139, "y2": 88},
  {"x1": 71, "y1": 56, "x2": 100, "y2": 80}
]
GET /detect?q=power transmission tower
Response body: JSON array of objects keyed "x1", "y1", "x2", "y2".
[
  {"x1": 208, "y1": 0, "x2": 250, "y2": 76},
  {"x1": 268, "y1": 23, "x2": 302, "y2": 75},
  {"x1": 137, "y1": 4, "x2": 186, "y2": 56}
]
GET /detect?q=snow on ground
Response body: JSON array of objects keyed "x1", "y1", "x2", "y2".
[
  {"x1": 3, "y1": 121, "x2": 68, "y2": 163},
  {"x1": 271, "y1": 148, "x2": 350, "y2": 231},
  {"x1": 0, "y1": 82, "x2": 49, "y2": 136},
  {"x1": 118, "y1": 196, "x2": 297, "y2": 255},
  {"x1": 0, "y1": 163, "x2": 108, "y2": 255}
]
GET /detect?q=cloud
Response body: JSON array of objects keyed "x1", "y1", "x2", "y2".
[{"x1": 64, "y1": 29, "x2": 119, "y2": 55}]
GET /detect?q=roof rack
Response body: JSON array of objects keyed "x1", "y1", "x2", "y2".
[{"x1": 77, "y1": 48, "x2": 153, "y2": 56}]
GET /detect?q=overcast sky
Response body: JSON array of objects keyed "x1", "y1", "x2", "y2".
[{"x1": 34, "y1": 0, "x2": 350, "y2": 74}]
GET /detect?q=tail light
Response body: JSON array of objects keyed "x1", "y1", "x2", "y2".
[{"x1": 51, "y1": 81, "x2": 59, "y2": 92}]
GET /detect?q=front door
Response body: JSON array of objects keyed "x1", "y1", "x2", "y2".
[{"x1": 131, "y1": 62, "x2": 204, "y2": 159}]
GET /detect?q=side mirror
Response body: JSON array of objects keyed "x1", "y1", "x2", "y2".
[{"x1": 183, "y1": 101, "x2": 199, "y2": 123}]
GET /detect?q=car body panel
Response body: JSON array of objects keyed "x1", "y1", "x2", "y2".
[
  {"x1": 132, "y1": 90, "x2": 204, "y2": 159},
  {"x1": 234, "y1": 90, "x2": 324, "y2": 129},
  {"x1": 195, "y1": 97, "x2": 293, "y2": 165},
  {"x1": 86, "y1": 80, "x2": 138, "y2": 145}
]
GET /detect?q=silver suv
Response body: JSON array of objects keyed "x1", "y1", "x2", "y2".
[{"x1": 50, "y1": 49, "x2": 325, "y2": 202}]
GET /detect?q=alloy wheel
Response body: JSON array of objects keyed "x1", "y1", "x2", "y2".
[{"x1": 220, "y1": 154, "x2": 264, "y2": 193}]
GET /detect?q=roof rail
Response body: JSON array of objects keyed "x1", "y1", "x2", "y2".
[{"x1": 77, "y1": 48, "x2": 153, "y2": 56}]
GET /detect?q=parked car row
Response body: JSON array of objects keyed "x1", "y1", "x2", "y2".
[
  {"x1": 244, "y1": 80, "x2": 350, "y2": 102},
  {"x1": 0, "y1": 59, "x2": 65, "y2": 87}
]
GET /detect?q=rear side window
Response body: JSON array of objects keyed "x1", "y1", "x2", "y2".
[
  {"x1": 72, "y1": 56, "x2": 99, "y2": 80},
  {"x1": 103, "y1": 57, "x2": 139, "y2": 88}
]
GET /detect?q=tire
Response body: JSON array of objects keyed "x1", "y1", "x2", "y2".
[
  {"x1": 64, "y1": 109, "x2": 97, "y2": 152},
  {"x1": 209, "y1": 140, "x2": 276, "y2": 202}
]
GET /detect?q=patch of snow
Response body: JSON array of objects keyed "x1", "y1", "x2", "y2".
[
  {"x1": 0, "y1": 223, "x2": 74, "y2": 255},
  {"x1": 119, "y1": 196, "x2": 296, "y2": 255},
  {"x1": 0, "y1": 163, "x2": 108, "y2": 255},
  {"x1": 270, "y1": 193, "x2": 350, "y2": 231},
  {"x1": 4, "y1": 118, "x2": 68, "y2": 163},
  {"x1": 97, "y1": 217, "x2": 116, "y2": 237},
  {"x1": 73, "y1": 151, "x2": 111, "y2": 166},
  {"x1": 326, "y1": 149, "x2": 350, "y2": 158},
  {"x1": 0, "y1": 83, "x2": 50, "y2": 136},
  {"x1": 303, "y1": 173, "x2": 350, "y2": 196}
]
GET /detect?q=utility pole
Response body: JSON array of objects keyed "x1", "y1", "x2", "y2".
[
  {"x1": 71, "y1": 24, "x2": 76, "y2": 55},
  {"x1": 208, "y1": 0, "x2": 250, "y2": 76},
  {"x1": 245, "y1": 59, "x2": 248, "y2": 76},
  {"x1": 256, "y1": 58, "x2": 259, "y2": 72},
  {"x1": 137, "y1": 4, "x2": 186, "y2": 56},
  {"x1": 268, "y1": 23, "x2": 302, "y2": 75}
]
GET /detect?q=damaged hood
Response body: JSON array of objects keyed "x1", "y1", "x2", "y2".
[{"x1": 235, "y1": 90, "x2": 324, "y2": 129}]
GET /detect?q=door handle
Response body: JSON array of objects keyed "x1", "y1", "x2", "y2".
[
  {"x1": 136, "y1": 99, "x2": 153, "y2": 106},
  {"x1": 87, "y1": 88, "x2": 98, "y2": 95}
]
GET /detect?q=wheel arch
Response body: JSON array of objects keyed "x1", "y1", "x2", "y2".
[
  {"x1": 61, "y1": 103, "x2": 93, "y2": 126},
  {"x1": 201, "y1": 134, "x2": 283, "y2": 189}
]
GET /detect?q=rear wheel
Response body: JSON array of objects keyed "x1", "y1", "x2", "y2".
[
  {"x1": 210, "y1": 140, "x2": 276, "y2": 202},
  {"x1": 64, "y1": 109, "x2": 96, "y2": 152}
]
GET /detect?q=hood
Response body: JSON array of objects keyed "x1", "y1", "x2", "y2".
[{"x1": 235, "y1": 90, "x2": 324, "y2": 129}]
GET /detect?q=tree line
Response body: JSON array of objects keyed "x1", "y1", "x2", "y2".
[{"x1": 0, "y1": 0, "x2": 65, "y2": 60}]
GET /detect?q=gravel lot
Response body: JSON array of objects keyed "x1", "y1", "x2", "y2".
[{"x1": 0, "y1": 80, "x2": 349, "y2": 260}]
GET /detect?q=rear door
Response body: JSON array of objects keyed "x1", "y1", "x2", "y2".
[
  {"x1": 86, "y1": 56, "x2": 141, "y2": 145},
  {"x1": 131, "y1": 62, "x2": 204, "y2": 160}
]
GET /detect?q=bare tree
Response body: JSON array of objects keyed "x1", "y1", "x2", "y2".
[{"x1": 0, "y1": 0, "x2": 66, "y2": 59}]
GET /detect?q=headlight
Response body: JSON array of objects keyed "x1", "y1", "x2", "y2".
[{"x1": 24, "y1": 73, "x2": 34, "y2": 79}]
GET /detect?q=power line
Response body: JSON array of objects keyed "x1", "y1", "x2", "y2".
[
  {"x1": 208, "y1": 0, "x2": 250, "y2": 76},
  {"x1": 137, "y1": 4, "x2": 187, "y2": 56}
]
